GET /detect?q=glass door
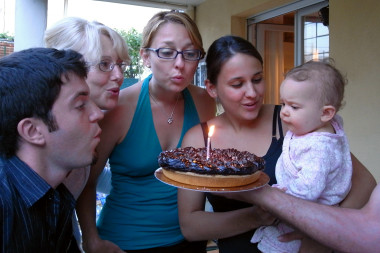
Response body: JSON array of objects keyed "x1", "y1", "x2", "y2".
[{"x1": 295, "y1": 2, "x2": 329, "y2": 64}]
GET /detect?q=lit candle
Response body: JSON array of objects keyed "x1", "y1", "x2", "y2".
[{"x1": 206, "y1": 125, "x2": 215, "y2": 160}]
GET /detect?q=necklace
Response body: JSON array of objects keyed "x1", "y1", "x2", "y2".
[{"x1": 149, "y1": 88, "x2": 180, "y2": 124}]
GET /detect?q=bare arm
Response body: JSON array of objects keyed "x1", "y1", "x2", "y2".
[
  {"x1": 279, "y1": 153, "x2": 376, "y2": 252},
  {"x1": 178, "y1": 189, "x2": 274, "y2": 241},
  {"x1": 76, "y1": 105, "x2": 128, "y2": 253},
  {"x1": 230, "y1": 184, "x2": 380, "y2": 253},
  {"x1": 187, "y1": 85, "x2": 216, "y2": 122},
  {"x1": 340, "y1": 153, "x2": 377, "y2": 208}
]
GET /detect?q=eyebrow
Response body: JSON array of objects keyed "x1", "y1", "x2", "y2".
[
  {"x1": 71, "y1": 91, "x2": 90, "y2": 102},
  {"x1": 159, "y1": 41, "x2": 194, "y2": 48},
  {"x1": 77, "y1": 91, "x2": 89, "y2": 97}
]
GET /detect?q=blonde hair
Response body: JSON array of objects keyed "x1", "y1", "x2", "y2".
[
  {"x1": 141, "y1": 11, "x2": 205, "y2": 57},
  {"x1": 285, "y1": 60, "x2": 347, "y2": 112},
  {"x1": 44, "y1": 17, "x2": 130, "y2": 64}
]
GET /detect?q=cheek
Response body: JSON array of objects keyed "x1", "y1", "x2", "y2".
[
  {"x1": 150, "y1": 60, "x2": 166, "y2": 76},
  {"x1": 87, "y1": 70, "x2": 109, "y2": 90},
  {"x1": 187, "y1": 63, "x2": 198, "y2": 75},
  {"x1": 219, "y1": 88, "x2": 243, "y2": 103},
  {"x1": 256, "y1": 83, "x2": 266, "y2": 97}
]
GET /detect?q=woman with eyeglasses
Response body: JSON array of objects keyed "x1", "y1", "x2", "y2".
[
  {"x1": 44, "y1": 17, "x2": 130, "y2": 252},
  {"x1": 76, "y1": 11, "x2": 216, "y2": 253},
  {"x1": 45, "y1": 17, "x2": 129, "y2": 113}
]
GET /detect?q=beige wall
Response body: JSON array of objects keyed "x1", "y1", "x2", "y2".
[
  {"x1": 330, "y1": 0, "x2": 380, "y2": 182},
  {"x1": 196, "y1": 0, "x2": 380, "y2": 182}
]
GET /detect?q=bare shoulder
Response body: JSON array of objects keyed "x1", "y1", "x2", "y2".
[
  {"x1": 101, "y1": 81, "x2": 143, "y2": 144},
  {"x1": 187, "y1": 84, "x2": 216, "y2": 122},
  {"x1": 182, "y1": 123, "x2": 205, "y2": 148},
  {"x1": 260, "y1": 104, "x2": 288, "y2": 133},
  {"x1": 260, "y1": 104, "x2": 276, "y2": 117},
  {"x1": 256, "y1": 104, "x2": 275, "y2": 125},
  {"x1": 119, "y1": 81, "x2": 142, "y2": 107}
]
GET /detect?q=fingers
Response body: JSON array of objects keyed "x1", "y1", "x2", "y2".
[{"x1": 278, "y1": 230, "x2": 304, "y2": 242}]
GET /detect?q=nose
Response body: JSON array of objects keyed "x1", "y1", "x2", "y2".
[
  {"x1": 174, "y1": 54, "x2": 185, "y2": 69},
  {"x1": 280, "y1": 105, "x2": 288, "y2": 118},
  {"x1": 89, "y1": 102, "x2": 104, "y2": 122},
  {"x1": 111, "y1": 65, "x2": 124, "y2": 85},
  {"x1": 246, "y1": 83, "x2": 257, "y2": 98}
]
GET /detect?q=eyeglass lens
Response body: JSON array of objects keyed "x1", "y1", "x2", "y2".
[
  {"x1": 153, "y1": 48, "x2": 201, "y2": 61},
  {"x1": 99, "y1": 60, "x2": 126, "y2": 72}
]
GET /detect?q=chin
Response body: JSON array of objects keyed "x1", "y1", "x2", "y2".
[
  {"x1": 102, "y1": 101, "x2": 117, "y2": 111},
  {"x1": 245, "y1": 111, "x2": 260, "y2": 121}
]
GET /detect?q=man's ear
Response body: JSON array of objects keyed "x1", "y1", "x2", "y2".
[
  {"x1": 205, "y1": 79, "x2": 217, "y2": 98},
  {"x1": 17, "y1": 118, "x2": 46, "y2": 146},
  {"x1": 321, "y1": 105, "x2": 336, "y2": 123}
]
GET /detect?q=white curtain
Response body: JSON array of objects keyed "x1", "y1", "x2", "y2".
[
  {"x1": 254, "y1": 24, "x2": 293, "y2": 105},
  {"x1": 264, "y1": 30, "x2": 284, "y2": 104}
]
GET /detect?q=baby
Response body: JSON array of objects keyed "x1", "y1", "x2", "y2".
[{"x1": 251, "y1": 60, "x2": 353, "y2": 252}]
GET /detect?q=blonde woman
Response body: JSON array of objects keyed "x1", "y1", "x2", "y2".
[
  {"x1": 44, "y1": 16, "x2": 130, "y2": 199},
  {"x1": 44, "y1": 17, "x2": 130, "y2": 252}
]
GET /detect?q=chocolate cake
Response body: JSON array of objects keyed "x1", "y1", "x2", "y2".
[{"x1": 158, "y1": 147, "x2": 265, "y2": 187}]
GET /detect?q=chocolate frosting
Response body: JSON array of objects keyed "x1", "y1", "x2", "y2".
[{"x1": 158, "y1": 147, "x2": 265, "y2": 175}]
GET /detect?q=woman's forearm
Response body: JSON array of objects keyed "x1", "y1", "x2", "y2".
[
  {"x1": 178, "y1": 190, "x2": 275, "y2": 241},
  {"x1": 340, "y1": 153, "x2": 377, "y2": 208},
  {"x1": 180, "y1": 206, "x2": 271, "y2": 241},
  {"x1": 76, "y1": 179, "x2": 100, "y2": 249}
]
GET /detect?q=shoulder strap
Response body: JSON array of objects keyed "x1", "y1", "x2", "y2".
[
  {"x1": 201, "y1": 122, "x2": 209, "y2": 147},
  {"x1": 278, "y1": 105, "x2": 284, "y2": 138},
  {"x1": 272, "y1": 105, "x2": 284, "y2": 138}
]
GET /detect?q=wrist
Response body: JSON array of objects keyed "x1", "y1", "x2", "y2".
[{"x1": 82, "y1": 233, "x2": 102, "y2": 252}]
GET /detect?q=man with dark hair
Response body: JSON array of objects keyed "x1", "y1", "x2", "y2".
[{"x1": 0, "y1": 48, "x2": 103, "y2": 252}]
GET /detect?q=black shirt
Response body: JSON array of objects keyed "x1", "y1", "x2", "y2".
[{"x1": 205, "y1": 105, "x2": 284, "y2": 253}]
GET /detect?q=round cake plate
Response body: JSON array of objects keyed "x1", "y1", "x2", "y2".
[{"x1": 154, "y1": 168, "x2": 270, "y2": 192}]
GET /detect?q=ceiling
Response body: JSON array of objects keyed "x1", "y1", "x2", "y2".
[{"x1": 94, "y1": 0, "x2": 206, "y2": 10}]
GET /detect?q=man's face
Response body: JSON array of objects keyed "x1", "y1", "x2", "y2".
[{"x1": 46, "y1": 73, "x2": 103, "y2": 171}]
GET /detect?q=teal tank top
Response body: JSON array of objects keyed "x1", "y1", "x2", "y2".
[{"x1": 97, "y1": 75, "x2": 200, "y2": 250}]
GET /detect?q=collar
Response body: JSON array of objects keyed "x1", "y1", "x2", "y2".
[{"x1": 4, "y1": 156, "x2": 51, "y2": 207}]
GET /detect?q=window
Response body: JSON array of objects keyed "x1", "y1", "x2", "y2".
[
  {"x1": 304, "y1": 19, "x2": 329, "y2": 61},
  {"x1": 194, "y1": 61, "x2": 207, "y2": 88},
  {"x1": 295, "y1": 2, "x2": 329, "y2": 64},
  {"x1": 247, "y1": 0, "x2": 329, "y2": 104}
]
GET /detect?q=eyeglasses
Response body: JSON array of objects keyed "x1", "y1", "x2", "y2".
[
  {"x1": 97, "y1": 59, "x2": 127, "y2": 72},
  {"x1": 146, "y1": 48, "x2": 203, "y2": 61}
]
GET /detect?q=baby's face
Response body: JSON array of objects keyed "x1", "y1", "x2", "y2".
[{"x1": 279, "y1": 78, "x2": 324, "y2": 135}]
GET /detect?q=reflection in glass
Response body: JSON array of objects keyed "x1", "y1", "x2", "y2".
[{"x1": 303, "y1": 11, "x2": 329, "y2": 62}]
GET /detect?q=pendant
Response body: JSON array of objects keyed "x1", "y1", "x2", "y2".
[{"x1": 167, "y1": 117, "x2": 173, "y2": 124}]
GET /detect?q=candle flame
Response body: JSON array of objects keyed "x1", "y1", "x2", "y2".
[{"x1": 208, "y1": 125, "x2": 215, "y2": 137}]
